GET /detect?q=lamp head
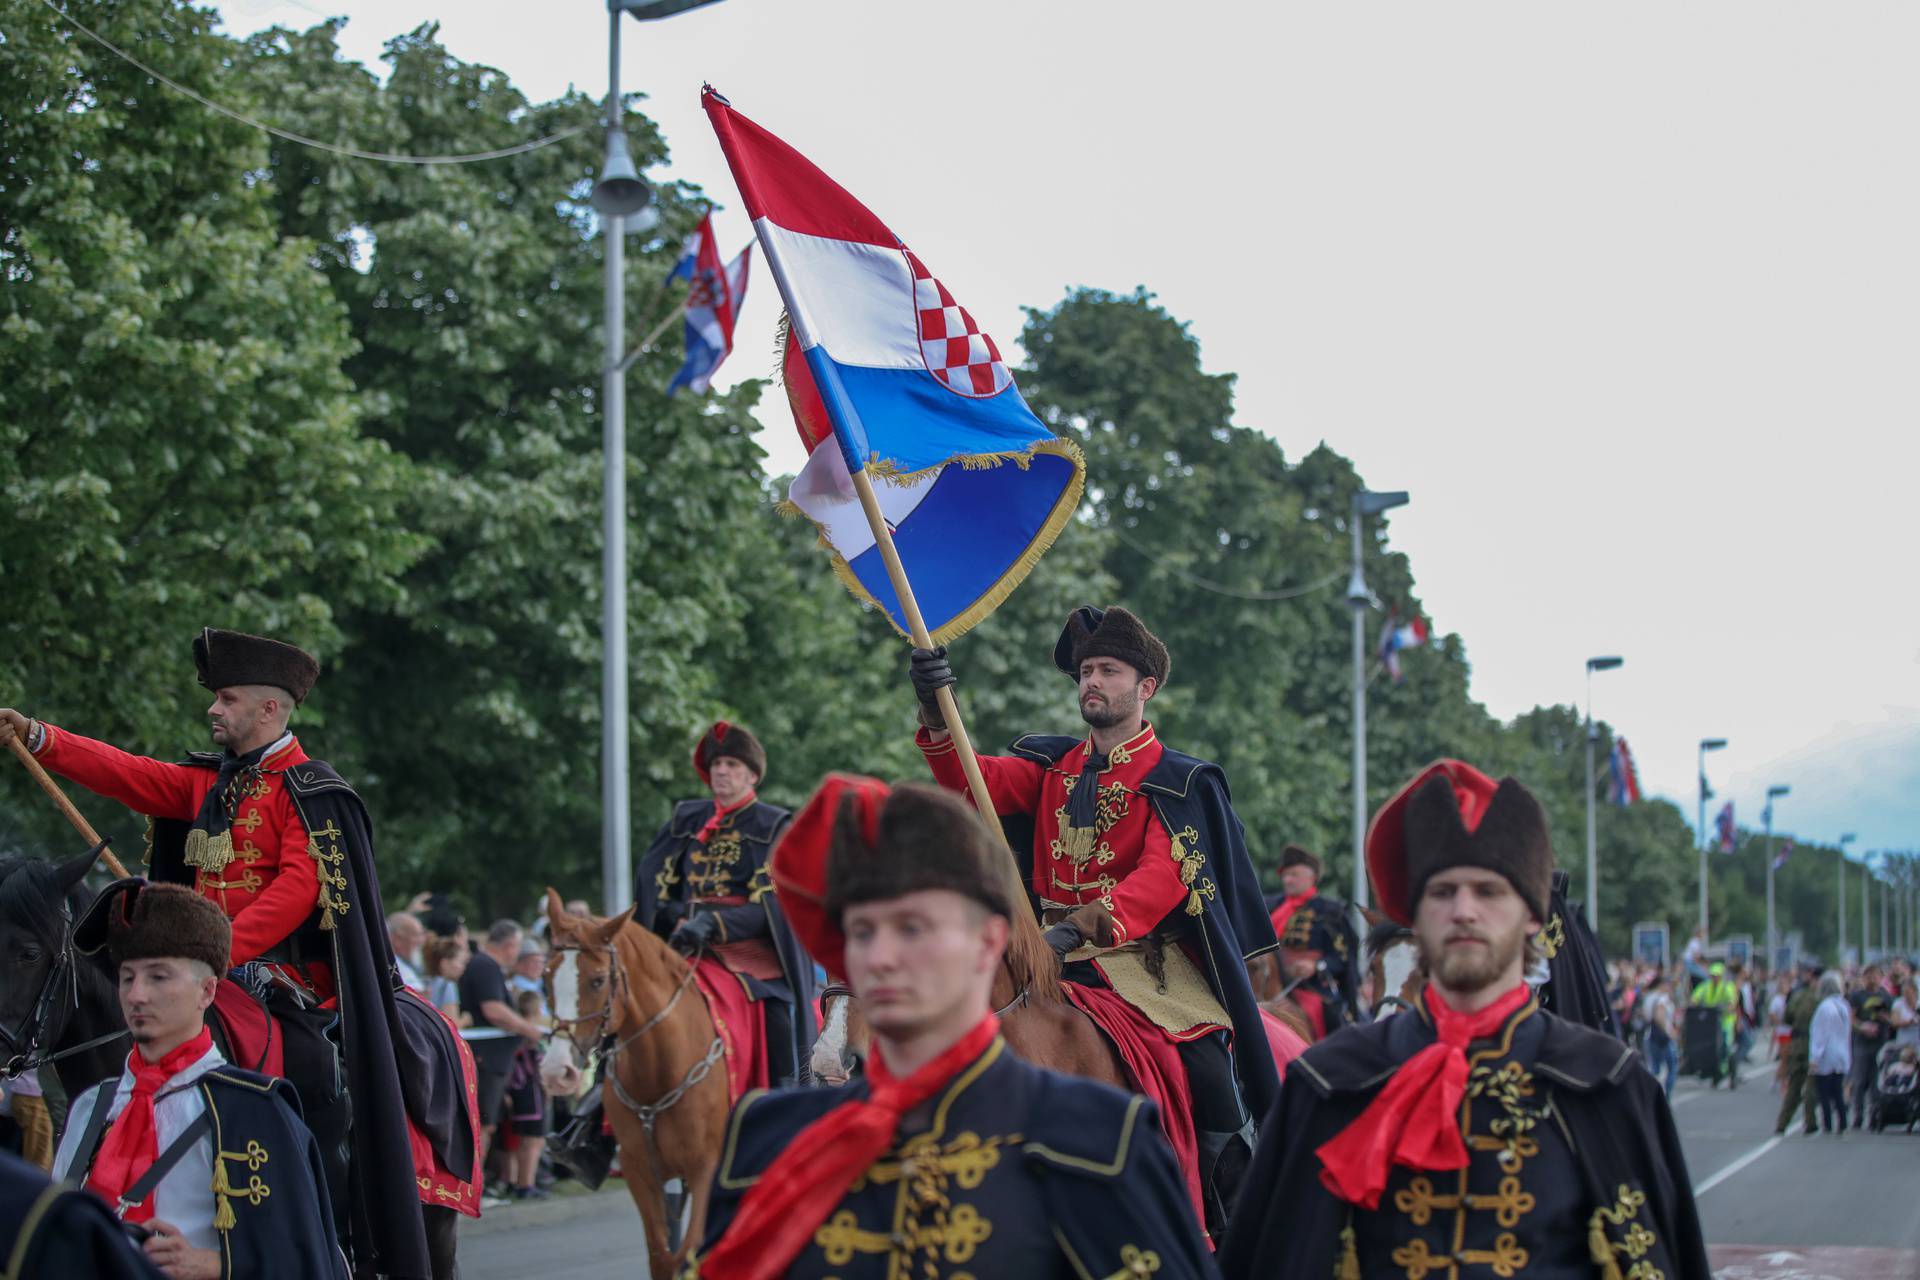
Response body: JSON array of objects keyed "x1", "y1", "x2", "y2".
[
  {"x1": 1586, "y1": 656, "x2": 1624, "y2": 672},
  {"x1": 591, "y1": 129, "x2": 653, "y2": 217},
  {"x1": 1356, "y1": 489, "x2": 1410, "y2": 518},
  {"x1": 1767, "y1": 784, "x2": 1791, "y2": 800},
  {"x1": 1841, "y1": 833, "x2": 1856, "y2": 846},
  {"x1": 1701, "y1": 738, "x2": 1728, "y2": 751}
]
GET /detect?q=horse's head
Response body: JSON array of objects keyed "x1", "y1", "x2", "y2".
[
  {"x1": 542, "y1": 886, "x2": 638, "y2": 1053},
  {"x1": 0, "y1": 848, "x2": 101, "y2": 1059}
]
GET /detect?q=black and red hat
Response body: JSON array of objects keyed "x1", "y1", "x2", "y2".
[
  {"x1": 1278, "y1": 844, "x2": 1323, "y2": 879},
  {"x1": 1366, "y1": 760, "x2": 1554, "y2": 927},
  {"x1": 692, "y1": 720, "x2": 767, "y2": 785},
  {"x1": 193, "y1": 628, "x2": 320, "y2": 704}
]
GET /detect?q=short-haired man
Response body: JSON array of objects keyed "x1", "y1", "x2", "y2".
[
  {"x1": 1222, "y1": 760, "x2": 1711, "y2": 1280},
  {"x1": 54, "y1": 880, "x2": 345, "y2": 1280},
  {"x1": 682, "y1": 775, "x2": 1217, "y2": 1279},
  {"x1": 910, "y1": 605, "x2": 1278, "y2": 1235},
  {"x1": 460, "y1": 920, "x2": 548, "y2": 1175},
  {"x1": 1266, "y1": 844, "x2": 1358, "y2": 1039},
  {"x1": 388, "y1": 911, "x2": 426, "y2": 990}
]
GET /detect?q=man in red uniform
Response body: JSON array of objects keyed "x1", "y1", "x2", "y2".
[{"x1": 907, "y1": 605, "x2": 1279, "y2": 1237}]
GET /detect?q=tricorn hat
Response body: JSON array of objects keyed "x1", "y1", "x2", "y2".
[
  {"x1": 771, "y1": 774, "x2": 1013, "y2": 979},
  {"x1": 1279, "y1": 844, "x2": 1323, "y2": 879},
  {"x1": 692, "y1": 721, "x2": 767, "y2": 785},
  {"x1": 1052, "y1": 605, "x2": 1171, "y2": 686},
  {"x1": 194, "y1": 628, "x2": 320, "y2": 705},
  {"x1": 1366, "y1": 760, "x2": 1554, "y2": 927},
  {"x1": 75, "y1": 879, "x2": 231, "y2": 975}
]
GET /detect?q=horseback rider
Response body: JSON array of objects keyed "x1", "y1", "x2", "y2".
[
  {"x1": 52, "y1": 880, "x2": 345, "y2": 1280},
  {"x1": 908, "y1": 604, "x2": 1279, "y2": 1237},
  {"x1": 2, "y1": 627, "x2": 476, "y2": 1279},
  {"x1": 1265, "y1": 844, "x2": 1359, "y2": 1040},
  {"x1": 683, "y1": 774, "x2": 1218, "y2": 1279},
  {"x1": 1220, "y1": 759, "x2": 1712, "y2": 1280},
  {"x1": 634, "y1": 722, "x2": 817, "y2": 1088}
]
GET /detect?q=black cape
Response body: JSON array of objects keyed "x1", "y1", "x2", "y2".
[
  {"x1": 151, "y1": 756, "x2": 469, "y2": 1279},
  {"x1": 1541, "y1": 870, "x2": 1623, "y2": 1038},
  {"x1": 634, "y1": 797, "x2": 817, "y2": 1071},
  {"x1": 0, "y1": 1149, "x2": 166, "y2": 1280},
  {"x1": 691, "y1": 1037, "x2": 1219, "y2": 1278},
  {"x1": 1218, "y1": 1003, "x2": 1710, "y2": 1280},
  {"x1": 1265, "y1": 889, "x2": 1361, "y2": 1026},
  {"x1": 63, "y1": 1065, "x2": 349, "y2": 1280},
  {"x1": 1005, "y1": 735, "x2": 1282, "y2": 1120}
]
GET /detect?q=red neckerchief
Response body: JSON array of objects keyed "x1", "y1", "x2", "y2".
[
  {"x1": 1314, "y1": 983, "x2": 1533, "y2": 1208},
  {"x1": 85, "y1": 1026, "x2": 215, "y2": 1221},
  {"x1": 1270, "y1": 891, "x2": 1312, "y2": 937},
  {"x1": 698, "y1": 1013, "x2": 1001, "y2": 1280},
  {"x1": 695, "y1": 791, "x2": 756, "y2": 844}
]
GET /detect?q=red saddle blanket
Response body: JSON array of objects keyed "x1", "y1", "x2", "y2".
[
  {"x1": 1062, "y1": 980, "x2": 1205, "y2": 1232},
  {"x1": 401, "y1": 989, "x2": 483, "y2": 1217},
  {"x1": 1260, "y1": 1007, "x2": 1309, "y2": 1069},
  {"x1": 693, "y1": 956, "x2": 768, "y2": 1104},
  {"x1": 208, "y1": 979, "x2": 283, "y2": 1077}
]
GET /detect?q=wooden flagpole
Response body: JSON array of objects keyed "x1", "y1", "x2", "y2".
[
  {"x1": 7, "y1": 737, "x2": 131, "y2": 878},
  {"x1": 848, "y1": 469, "x2": 1032, "y2": 905}
]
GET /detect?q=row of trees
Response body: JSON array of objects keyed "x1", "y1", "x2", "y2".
[{"x1": 3, "y1": 1, "x2": 1904, "y2": 962}]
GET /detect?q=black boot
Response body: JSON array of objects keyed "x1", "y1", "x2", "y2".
[
  {"x1": 548, "y1": 1084, "x2": 617, "y2": 1189},
  {"x1": 1196, "y1": 1119, "x2": 1256, "y2": 1241}
]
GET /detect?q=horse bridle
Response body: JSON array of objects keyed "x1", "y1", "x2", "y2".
[{"x1": 0, "y1": 895, "x2": 127, "y2": 1080}]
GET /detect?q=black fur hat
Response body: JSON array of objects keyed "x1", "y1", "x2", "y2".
[
  {"x1": 1052, "y1": 606, "x2": 1171, "y2": 686},
  {"x1": 1368, "y1": 760, "x2": 1554, "y2": 927},
  {"x1": 76, "y1": 879, "x2": 231, "y2": 975},
  {"x1": 692, "y1": 721, "x2": 767, "y2": 785},
  {"x1": 193, "y1": 628, "x2": 320, "y2": 704},
  {"x1": 824, "y1": 783, "x2": 1014, "y2": 925},
  {"x1": 1278, "y1": 844, "x2": 1323, "y2": 879}
]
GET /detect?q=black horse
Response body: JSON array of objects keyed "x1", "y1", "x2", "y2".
[{"x1": 0, "y1": 849, "x2": 127, "y2": 1102}]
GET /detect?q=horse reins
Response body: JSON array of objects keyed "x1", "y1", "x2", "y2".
[{"x1": 0, "y1": 893, "x2": 127, "y2": 1080}]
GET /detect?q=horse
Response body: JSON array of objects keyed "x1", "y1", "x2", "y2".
[{"x1": 540, "y1": 889, "x2": 736, "y2": 1279}]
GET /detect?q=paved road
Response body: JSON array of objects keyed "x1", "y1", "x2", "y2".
[{"x1": 458, "y1": 1050, "x2": 1920, "y2": 1280}]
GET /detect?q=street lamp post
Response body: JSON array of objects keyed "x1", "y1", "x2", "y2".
[
  {"x1": 1347, "y1": 488, "x2": 1408, "y2": 911},
  {"x1": 1697, "y1": 738, "x2": 1727, "y2": 934},
  {"x1": 1763, "y1": 784, "x2": 1790, "y2": 970},
  {"x1": 1863, "y1": 857, "x2": 1870, "y2": 964},
  {"x1": 1838, "y1": 833, "x2": 1856, "y2": 962},
  {"x1": 1583, "y1": 656, "x2": 1624, "y2": 931}
]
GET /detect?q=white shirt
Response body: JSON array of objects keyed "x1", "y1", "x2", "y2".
[
  {"x1": 1809, "y1": 995, "x2": 1853, "y2": 1076},
  {"x1": 396, "y1": 954, "x2": 425, "y2": 991},
  {"x1": 53, "y1": 1042, "x2": 226, "y2": 1250}
]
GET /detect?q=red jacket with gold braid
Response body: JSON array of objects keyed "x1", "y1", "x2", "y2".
[
  {"x1": 34, "y1": 725, "x2": 320, "y2": 971},
  {"x1": 916, "y1": 722, "x2": 1186, "y2": 947}
]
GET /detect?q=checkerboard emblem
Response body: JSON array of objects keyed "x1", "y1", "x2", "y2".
[{"x1": 906, "y1": 250, "x2": 1012, "y2": 398}]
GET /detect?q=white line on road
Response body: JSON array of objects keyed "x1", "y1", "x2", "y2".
[
  {"x1": 1692, "y1": 1135, "x2": 1782, "y2": 1197},
  {"x1": 1669, "y1": 1059, "x2": 1776, "y2": 1106}
]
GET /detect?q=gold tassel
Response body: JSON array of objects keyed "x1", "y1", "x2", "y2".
[
  {"x1": 1589, "y1": 1212, "x2": 1624, "y2": 1280},
  {"x1": 1337, "y1": 1224, "x2": 1361, "y2": 1280},
  {"x1": 1186, "y1": 889, "x2": 1205, "y2": 917},
  {"x1": 212, "y1": 1159, "x2": 238, "y2": 1232},
  {"x1": 320, "y1": 902, "x2": 336, "y2": 931}
]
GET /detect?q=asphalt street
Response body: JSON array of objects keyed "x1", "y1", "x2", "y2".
[{"x1": 458, "y1": 1050, "x2": 1920, "y2": 1280}]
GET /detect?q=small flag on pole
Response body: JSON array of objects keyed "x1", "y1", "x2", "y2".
[
  {"x1": 666, "y1": 212, "x2": 752, "y2": 396},
  {"x1": 1607, "y1": 738, "x2": 1641, "y2": 806},
  {"x1": 1772, "y1": 837, "x2": 1795, "y2": 871},
  {"x1": 703, "y1": 87, "x2": 1083, "y2": 643},
  {"x1": 1714, "y1": 801, "x2": 1736, "y2": 853},
  {"x1": 1377, "y1": 613, "x2": 1429, "y2": 683}
]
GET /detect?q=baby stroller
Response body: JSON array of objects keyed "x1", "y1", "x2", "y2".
[{"x1": 1868, "y1": 1043, "x2": 1919, "y2": 1133}]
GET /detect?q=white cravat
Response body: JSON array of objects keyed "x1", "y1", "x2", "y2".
[{"x1": 53, "y1": 1042, "x2": 227, "y2": 1250}]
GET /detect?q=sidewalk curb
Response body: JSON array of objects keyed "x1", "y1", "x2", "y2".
[{"x1": 460, "y1": 1183, "x2": 633, "y2": 1236}]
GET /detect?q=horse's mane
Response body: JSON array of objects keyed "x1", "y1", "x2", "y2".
[
  {"x1": 0, "y1": 855, "x2": 116, "y2": 1006},
  {"x1": 1001, "y1": 896, "x2": 1061, "y2": 1005}
]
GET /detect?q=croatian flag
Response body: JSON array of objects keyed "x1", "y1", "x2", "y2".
[
  {"x1": 703, "y1": 88, "x2": 1083, "y2": 642},
  {"x1": 1772, "y1": 837, "x2": 1795, "y2": 871},
  {"x1": 1377, "y1": 614, "x2": 1429, "y2": 683},
  {"x1": 1714, "y1": 801, "x2": 1736, "y2": 853},
  {"x1": 666, "y1": 212, "x2": 752, "y2": 396},
  {"x1": 1607, "y1": 738, "x2": 1641, "y2": 806}
]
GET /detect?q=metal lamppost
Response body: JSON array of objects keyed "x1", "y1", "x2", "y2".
[
  {"x1": 1583, "y1": 656, "x2": 1624, "y2": 931},
  {"x1": 1763, "y1": 784, "x2": 1790, "y2": 970},
  {"x1": 1863, "y1": 856, "x2": 1870, "y2": 964},
  {"x1": 1838, "y1": 833, "x2": 1856, "y2": 961},
  {"x1": 1347, "y1": 489, "x2": 1409, "y2": 911},
  {"x1": 1697, "y1": 737, "x2": 1727, "y2": 933}
]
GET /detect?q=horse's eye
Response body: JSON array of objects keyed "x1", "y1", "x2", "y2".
[
  {"x1": 18, "y1": 948, "x2": 40, "y2": 963},
  {"x1": 589, "y1": 976, "x2": 606, "y2": 989}
]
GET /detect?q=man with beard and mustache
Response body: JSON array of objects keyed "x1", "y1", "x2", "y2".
[
  {"x1": 1220, "y1": 760, "x2": 1710, "y2": 1280},
  {"x1": 908, "y1": 605, "x2": 1278, "y2": 1241}
]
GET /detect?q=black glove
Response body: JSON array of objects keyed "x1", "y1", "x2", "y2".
[
  {"x1": 908, "y1": 646, "x2": 956, "y2": 729},
  {"x1": 671, "y1": 910, "x2": 719, "y2": 955},
  {"x1": 1042, "y1": 920, "x2": 1085, "y2": 966}
]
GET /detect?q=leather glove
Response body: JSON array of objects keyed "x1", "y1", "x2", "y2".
[
  {"x1": 670, "y1": 910, "x2": 719, "y2": 955},
  {"x1": 908, "y1": 646, "x2": 956, "y2": 729},
  {"x1": 1043, "y1": 920, "x2": 1085, "y2": 967}
]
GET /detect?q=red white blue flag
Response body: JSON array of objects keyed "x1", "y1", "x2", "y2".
[
  {"x1": 702, "y1": 88, "x2": 1083, "y2": 643},
  {"x1": 1377, "y1": 614, "x2": 1429, "y2": 683},
  {"x1": 1772, "y1": 837, "x2": 1796, "y2": 871},
  {"x1": 1714, "y1": 801, "x2": 1736, "y2": 853},
  {"x1": 1607, "y1": 738, "x2": 1641, "y2": 806},
  {"x1": 667, "y1": 211, "x2": 752, "y2": 396}
]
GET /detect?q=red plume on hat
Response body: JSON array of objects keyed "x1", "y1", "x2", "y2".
[
  {"x1": 692, "y1": 720, "x2": 768, "y2": 785},
  {"x1": 770, "y1": 775, "x2": 888, "y2": 980},
  {"x1": 1366, "y1": 759, "x2": 1554, "y2": 927}
]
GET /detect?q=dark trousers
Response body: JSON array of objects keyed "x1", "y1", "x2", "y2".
[
  {"x1": 1175, "y1": 1029, "x2": 1247, "y2": 1132},
  {"x1": 1776, "y1": 1049, "x2": 1817, "y2": 1133},
  {"x1": 1814, "y1": 1072, "x2": 1847, "y2": 1132},
  {"x1": 762, "y1": 997, "x2": 797, "y2": 1085},
  {"x1": 1849, "y1": 1042, "x2": 1881, "y2": 1125}
]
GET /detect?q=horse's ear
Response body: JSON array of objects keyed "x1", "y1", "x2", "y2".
[
  {"x1": 594, "y1": 905, "x2": 636, "y2": 944},
  {"x1": 544, "y1": 887, "x2": 569, "y2": 932},
  {"x1": 53, "y1": 842, "x2": 106, "y2": 894}
]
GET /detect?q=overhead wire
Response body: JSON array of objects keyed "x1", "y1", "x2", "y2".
[
  {"x1": 1109, "y1": 526, "x2": 1347, "y2": 602},
  {"x1": 39, "y1": 0, "x2": 589, "y2": 165}
]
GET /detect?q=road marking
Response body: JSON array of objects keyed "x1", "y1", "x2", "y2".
[
  {"x1": 1669, "y1": 1059, "x2": 1776, "y2": 1106},
  {"x1": 1692, "y1": 1135, "x2": 1781, "y2": 1196}
]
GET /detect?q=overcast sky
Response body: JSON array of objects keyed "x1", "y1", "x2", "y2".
[{"x1": 216, "y1": 0, "x2": 1917, "y2": 865}]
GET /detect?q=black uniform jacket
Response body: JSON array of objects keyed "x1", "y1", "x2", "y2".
[
  {"x1": 1219, "y1": 997, "x2": 1711, "y2": 1280},
  {"x1": 151, "y1": 758, "x2": 468, "y2": 1280},
  {"x1": 65, "y1": 1066, "x2": 348, "y2": 1280},
  {"x1": 1540, "y1": 870, "x2": 1622, "y2": 1038},
  {"x1": 635, "y1": 799, "x2": 817, "y2": 1059},
  {"x1": 1007, "y1": 735, "x2": 1282, "y2": 1120},
  {"x1": 0, "y1": 1149, "x2": 165, "y2": 1280},
  {"x1": 687, "y1": 1035, "x2": 1220, "y2": 1279}
]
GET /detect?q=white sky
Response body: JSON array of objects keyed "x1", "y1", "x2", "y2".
[{"x1": 215, "y1": 0, "x2": 1917, "y2": 861}]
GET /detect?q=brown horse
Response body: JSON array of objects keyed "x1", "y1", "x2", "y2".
[{"x1": 541, "y1": 889, "x2": 731, "y2": 1279}]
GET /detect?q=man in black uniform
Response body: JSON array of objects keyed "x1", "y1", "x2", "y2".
[
  {"x1": 634, "y1": 722, "x2": 816, "y2": 1086},
  {"x1": 1222, "y1": 759, "x2": 1710, "y2": 1280},
  {"x1": 682, "y1": 774, "x2": 1217, "y2": 1280},
  {"x1": 1265, "y1": 844, "x2": 1358, "y2": 1040}
]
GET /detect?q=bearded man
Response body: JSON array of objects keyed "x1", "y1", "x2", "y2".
[
  {"x1": 908, "y1": 605, "x2": 1278, "y2": 1237},
  {"x1": 1220, "y1": 760, "x2": 1710, "y2": 1280},
  {"x1": 682, "y1": 775, "x2": 1217, "y2": 1280}
]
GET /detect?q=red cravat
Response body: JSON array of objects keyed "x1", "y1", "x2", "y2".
[
  {"x1": 699, "y1": 1013, "x2": 1001, "y2": 1280},
  {"x1": 696, "y1": 791, "x2": 756, "y2": 844},
  {"x1": 1271, "y1": 891, "x2": 1312, "y2": 938},
  {"x1": 1315, "y1": 984, "x2": 1533, "y2": 1208},
  {"x1": 85, "y1": 1027, "x2": 215, "y2": 1221}
]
